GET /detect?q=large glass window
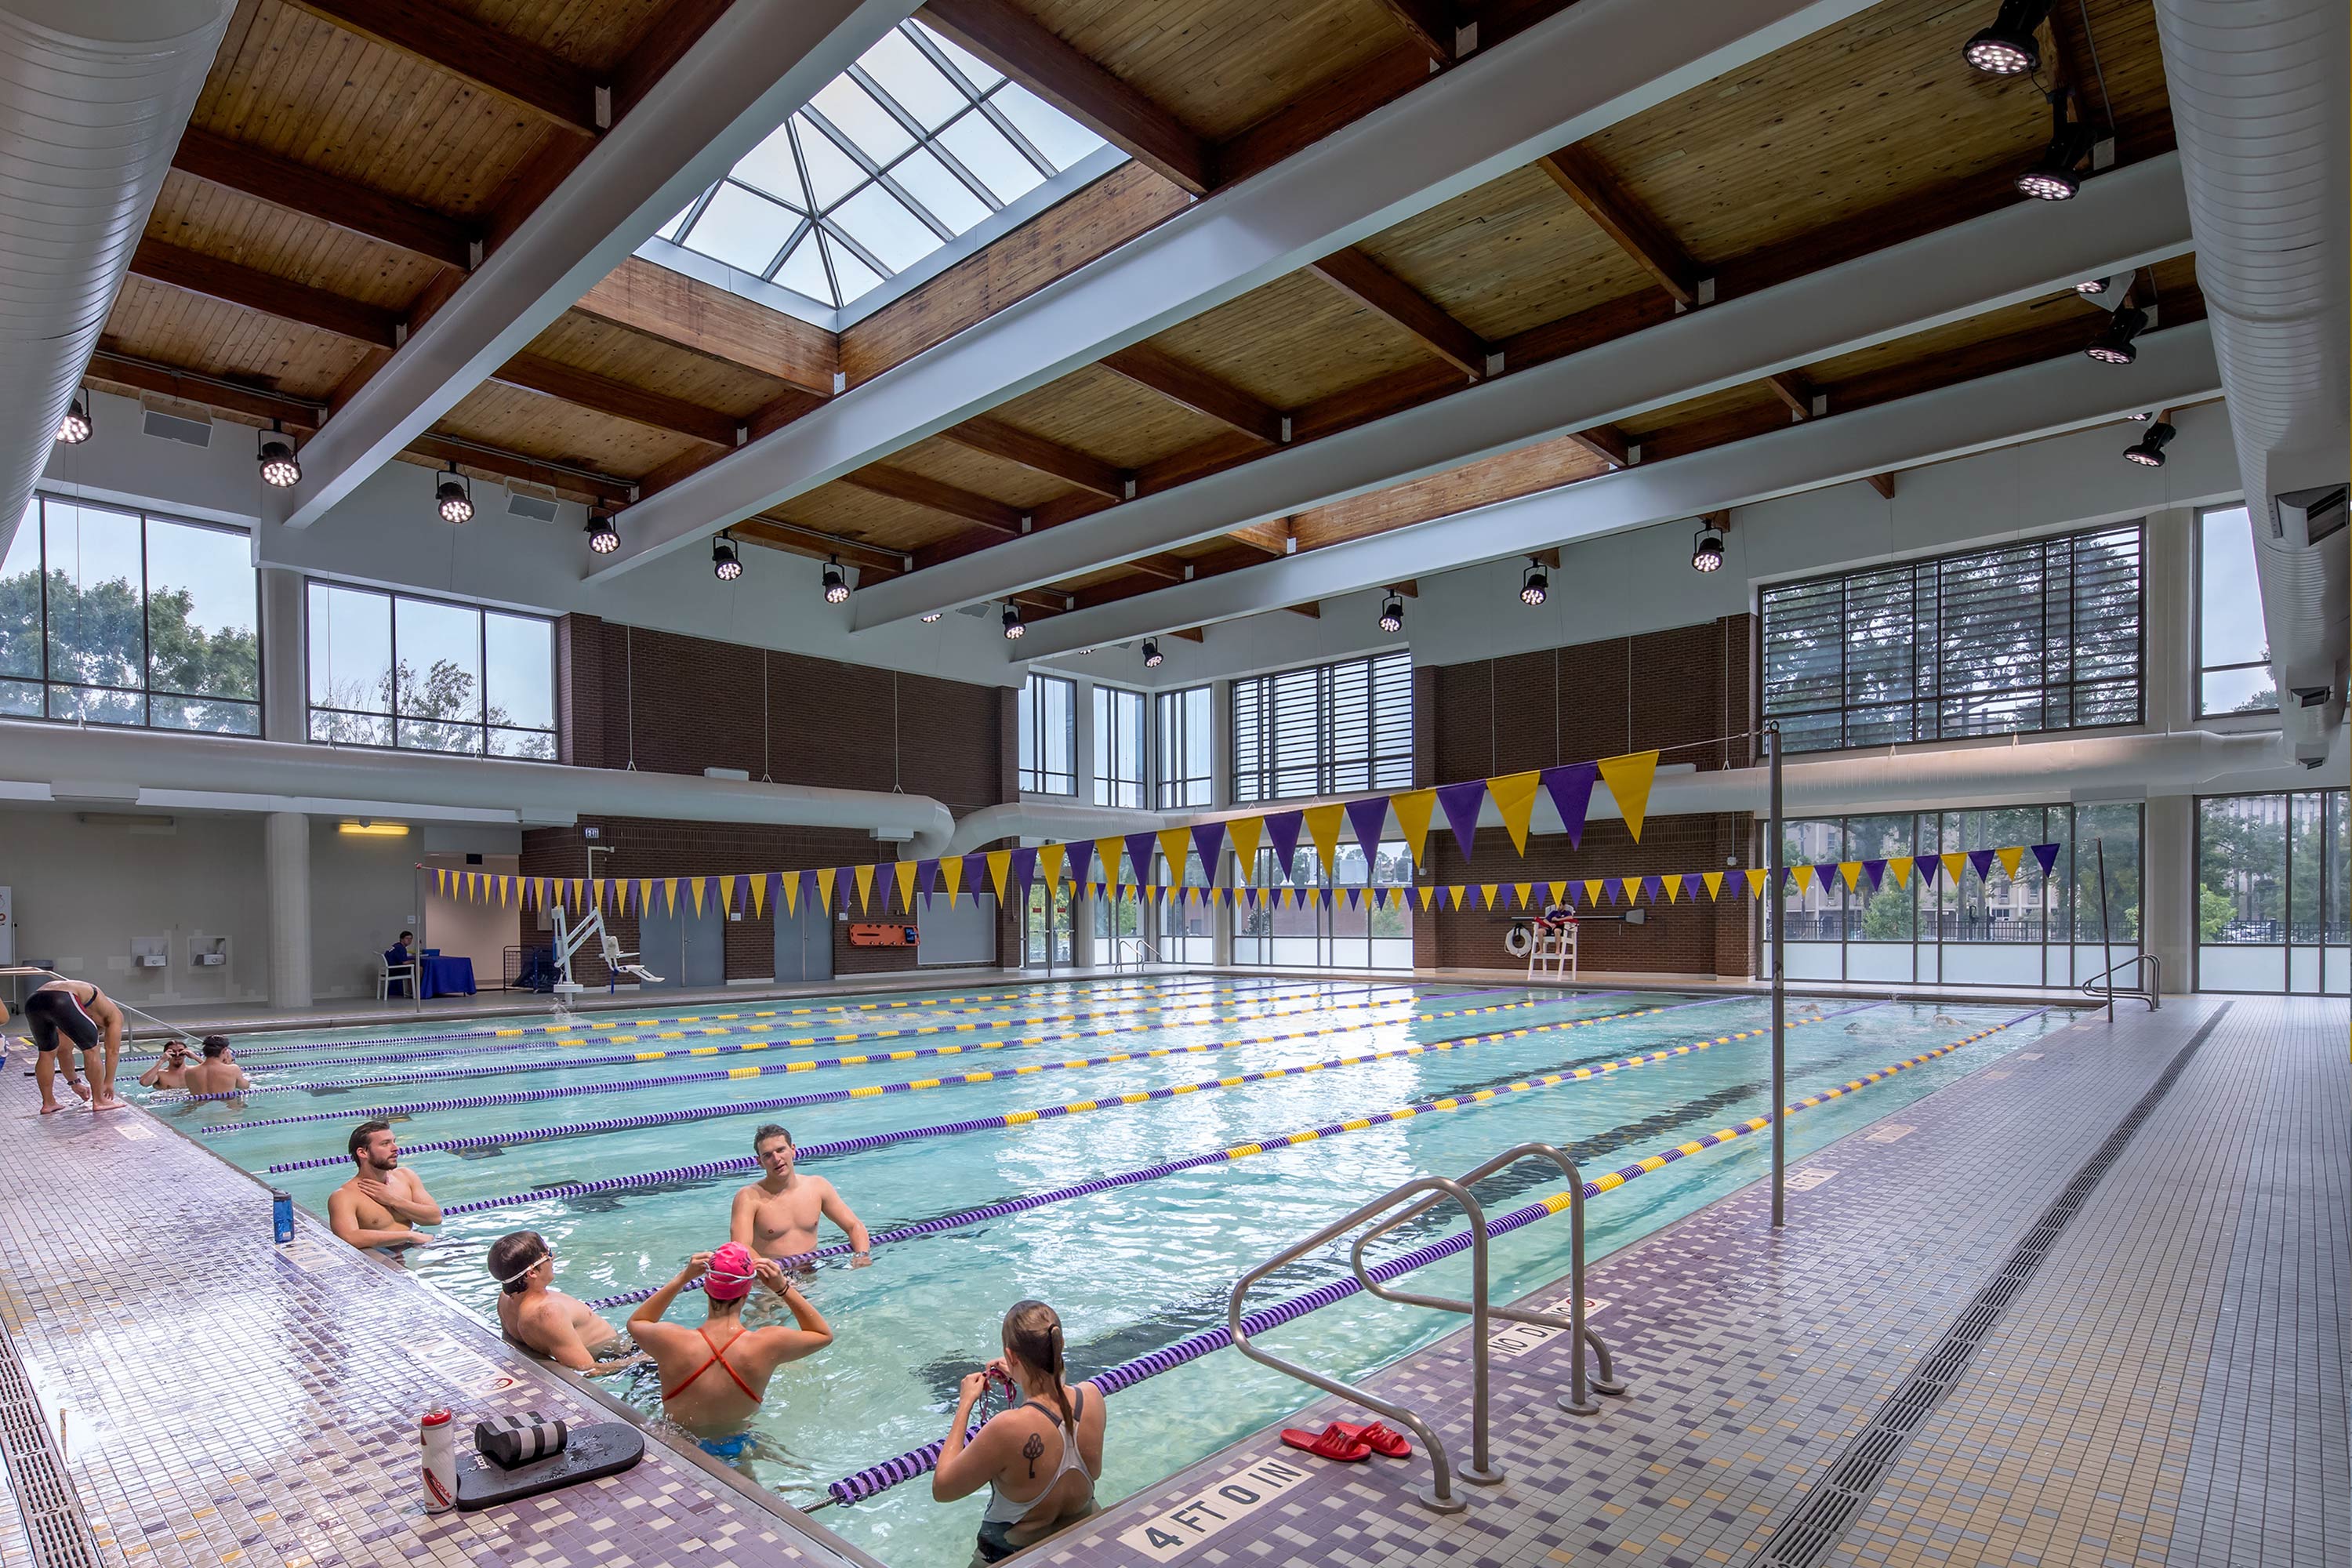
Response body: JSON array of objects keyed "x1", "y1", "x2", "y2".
[
  {"x1": 1092, "y1": 684, "x2": 1145, "y2": 808},
  {"x1": 1772, "y1": 803, "x2": 2141, "y2": 988},
  {"x1": 1761, "y1": 524, "x2": 2143, "y2": 753},
  {"x1": 2195, "y1": 789, "x2": 2349, "y2": 993},
  {"x1": 2196, "y1": 505, "x2": 2277, "y2": 716},
  {"x1": 1155, "y1": 684, "x2": 1213, "y2": 808},
  {"x1": 1232, "y1": 840, "x2": 1414, "y2": 971},
  {"x1": 1231, "y1": 650, "x2": 1413, "y2": 804},
  {"x1": 1016, "y1": 673, "x2": 1075, "y2": 795},
  {"x1": 306, "y1": 583, "x2": 555, "y2": 757},
  {"x1": 1, "y1": 496, "x2": 259, "y2": 733}
]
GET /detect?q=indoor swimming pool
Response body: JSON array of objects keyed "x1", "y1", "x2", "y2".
[{"x1": 143, "y1": 975, "x2": 2074, "y2": 1568}]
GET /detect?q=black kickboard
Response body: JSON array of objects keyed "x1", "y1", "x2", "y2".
[{"x1": 454, "y1": 1421, "x2": 644, "y2": 1511}]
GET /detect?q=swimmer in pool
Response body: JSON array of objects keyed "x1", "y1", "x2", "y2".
[
  {"x1": 629, "y1": 1243, "x2": 832, "y2": 1454},
  {"x1": 488, "y1": 1231, "x2": 647, "y2": 1377},
  {"x1": 933, "y1": 1300, "x2": 1106, "y2": 1564},
  {"x1": 182, "y1": 1036, "x2": 252, "y2": 1098},
  {"x1": 4, "y1": 980, "x2": 125, "y2": 1113},
  {"x1": 730, "y1": 1123, "x2": 873, "y2": 1266},
  {"x1": 328, "y1": 1119, "x2": 441, "y2": 1261},
  {"x1": 137, "y1": 1039, "x2": 194, "y2": 1091}
]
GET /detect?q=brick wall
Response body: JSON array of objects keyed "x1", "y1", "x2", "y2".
[{"x1": 1415, "y1": 615, "x2": 1757, "y2": 977}]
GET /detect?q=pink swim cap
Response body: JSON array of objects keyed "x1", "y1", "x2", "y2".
[{"x1": 705, "y1": 1243, "x2": 758, "y2": 1301}]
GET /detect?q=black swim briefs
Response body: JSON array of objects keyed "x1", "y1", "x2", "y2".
[{"x1": 24, "y1": 988, "x2": 100, "y2": 1054}]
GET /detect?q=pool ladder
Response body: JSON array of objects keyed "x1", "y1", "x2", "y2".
[{"x1": 1227, "y1": 1141, "x2": 1625, "y2": 1513}]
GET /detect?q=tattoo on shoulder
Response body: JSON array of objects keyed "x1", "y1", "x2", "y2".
[{"x1": 1022, "y1": 1432, "x2": 1044, "y2": 1478}]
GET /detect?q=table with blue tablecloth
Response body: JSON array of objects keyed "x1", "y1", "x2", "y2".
[{"x1": 417, "y1": 954, "x2": 477, "y2": 998}]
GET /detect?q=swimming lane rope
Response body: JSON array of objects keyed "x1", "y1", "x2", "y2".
[{"x1": 816, "y1": 1007, "x2": 2051, "y2": 1506}]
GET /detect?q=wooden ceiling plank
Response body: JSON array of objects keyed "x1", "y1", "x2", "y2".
[
  {"x1": 1537, "y1": 144, "x2": 1704, "y2": 306},
  {"x1": 734, "y1": 516, "x2": 904, "y2": 579},
  {"x1": 1764, "y1": 369, "x2": 1817, "y2": 419},
  {"x1": 279, "y1": 0, "x2": 603, "y2": 136},
  {"x1": 400, "y1": 437, "x2": 633, "y2": 506},
  {"x1": 129, "y1": 237, "x2": 403, "y2": 347},
  {"x1": 916, "y1": 0, "x2": 1213, "y2": 195},
  {"x1": 1102, "y1": 344, "x2": 1284, "y2": 445},
  {"x1": 1563, "y1": 423, "x2": 1632, "y2": 468},
  {"x1": 172, "y1": 127, "x2": 477, "y2": 270},
  {"x1": 843, "y1": 465, "x2": 1026, "y2": 534},
  {"x1": 1377, "y1": 0, "x2": 1457, "y2": 64},
  {"x1": 1214, "y1": 43, "x2": 1428, "y2": 189},
  {"x1": 575, "y1": 257, "x2": 838, "y2": 397},
  {"x1": 85, "y1": 350, "x2": 323, "y2": 430},
  {"x1": 492, "y1": 352, "x2": 739, "y2": 447},
  {"x1": 1227, "y1": 519, "x2": 1290, "y2": 554},
  {"x1": 1308, "y1": 246, "x2": 1488, "y2": 379},
  {"x1": 940, "y1": 416, "x2": 1127, "y2": 498}
]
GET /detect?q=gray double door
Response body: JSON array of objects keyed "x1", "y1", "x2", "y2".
[
  {"x1": 635, "y1": 899, "x2": 724, "y2": 990},
  {"x1": 775, "y1": 901, "x2": 834, "y2": 982}
]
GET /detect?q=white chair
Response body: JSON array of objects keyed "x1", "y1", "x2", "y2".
[
  {"x1": 377, "y1": 951, "x2": 418, "y2": 1000},
  {"x1": 597, "y1": 931, "x2": 663, "y2": 986}
]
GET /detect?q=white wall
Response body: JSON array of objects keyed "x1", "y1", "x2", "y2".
[{"x1": 420, "y1": 851, "x2": 520, "y2": 988}]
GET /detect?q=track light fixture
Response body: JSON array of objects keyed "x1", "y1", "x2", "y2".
[
  {"x1": 1142, "y1": 637, "x2": 1163, "y2": 669},
  {"x1": 258, "y1": 420, "x2": 301, "y2": 488},
  {"x1": 2016, "y1": 90, "x2": 2094, "y2": 201},
  {"x1": 1519, "y1": 560, "x2": 1549, "y2": 606},
  {"x1": 1377, "y1": 592, "x2": 1404, "y2": 634},
  {"x1": 435, "y1": 463, "x2": 473, "y2": 524},
  {"x1": 822, "y1": 557, "x2": 849, "y2": 603},
  {"x1": 56, "y1": 390, "x2": 92, "y2": 445},
  {"x1": 1962, "y1": 0, "x2": 2049, "y2": 74},
  {"x1": 1691, "y1": 520, "x2": 1726, "y2": 573},
  {"x1": 1002, "y1": 602, "x2": 1025, "y2": 640},
  {"x1": 2122, "y1": 420, "x2": 2176, "y2": 468},
  {"x1": 920, "y1": 611, "x2": 943, "y2": 622},
  {"x1": 584, "y1": 510, "x2": 620, "y2": 554},
  {"x1": 712, "y1": 532, "x2": 742, "y2": 581},
  {"x1": 2085, "y1": 304, "x2": 2148, "y2": 365}
]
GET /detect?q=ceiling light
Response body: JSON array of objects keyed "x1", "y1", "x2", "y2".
[
  {"x1": 1520, "y1": 561, "x2": 1549, "y2": 606},
  {"x1": 712, "y1": 533, "x2": 742, "y2": 581},
  {"x1": 435, "y1": 463, "x2": 474, "y2": 524},
  {"x1": 584, "y1": 510, "x2": 620, "y2": 554},
  {"x1": 1962, "y1": 0, "x2": 2049, "y2": 74},
  {"x1": 1691, "y1": 521, "x2": 1726, "y2": 573},
  {"x1": 338, "y1": 821, "x2": 410, "y2": 836},
  {"x1": 1377, "y1": 593, "x2": 1404, "y2": 634},
  {"x1": 2085, "y1": 305, "x2": 2149, "y2": 365},
  {"x1": 1142, "y1": 637, "x2": 1163, "y2": 669},
  {"x1": 821, "y1": 557, "x2": 850, "y2": 603},
  {"x1": 920, "y1": 611, "x2": 943, "y2": 622},
  {"x1": 56, "y1": 390, "x2": 92, "y2": 445},
  {"x1": 2122, "y1": 421, "x2": 2176, "y2": 467},
  {"x1": 2016, "y1": 93, "x2": 2094, "y2": 201},
  {"x1": 1002, "y1": 602, "x2": 1025, "y2": 640},
  {"x1": 2074, "y1": 278, "x2": 2106, "y2": 295},
  {"x1": 258, "y1": 421, "x2": 300, "y2": 488}
]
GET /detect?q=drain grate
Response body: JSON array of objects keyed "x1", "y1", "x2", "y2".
[
  {"x1": 1748, "y1": 1004, "x2": 2233, "y2": 1568},
  {"x1": 0, "y1": 1319, "x2": 101, "y2": 1568}
]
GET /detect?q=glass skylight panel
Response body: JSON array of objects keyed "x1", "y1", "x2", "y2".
[
  {"x1": 890, "y1": 147, "x2": 990, "y2": 234},
  {"x1": 774, "y1": 234, "x2": 832, "y2": 301},
  {"x1": 795, "y1": 114, "x2": 868, "y2": 206},
  {"x1": 811, "y1": 76, "x2": 914, "y2": 165},
  {"x1": 917, "y1": 22, "x2": 1002, "y2": 90},
  {"x1": 732, "y1": 122, "x2": 809, "y2": 207},
  {"x1": 861, "y1": 30, "x2": 966, "y2": 129},
  {"x1": 939, "y1": 111, "x2": 1045, "y2": 204},
  {"x1": 835, "y1": 184, "x2": 941, "y2": 270},
  {"x1": 824, "y1": 236, "x2": 885, "y2": 303},
  {"x1": 684, "y1": 182, "x2": 796, "y2": 274},
  {"x1": 992, "y1": 82, "x2": 1104, "y2": 172}
]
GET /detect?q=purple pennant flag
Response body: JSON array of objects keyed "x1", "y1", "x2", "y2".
[
  {"x1": 1601, "y1": 878, "x2": 1621, "y2": 906},
  {"x1": 798, "y1": 869, "x2": 818, "y2": 910},
  {"x1": 1189, "y1": 822, "x2": 1228, "y2": 881},
  {"x1": 1563, "y1": 881, "x2": 1582, "y2": 907},
  {"x1": 1344, "y1": 796, "x2": 1392, "y2": 862},
  {"x1": 1436, "y1": 780, "x2": 1487, "y2": 862},
  {"x1": 961, "y1": 855, "x2": 989, "y2": 903},
  {"x1": 1917, "y1": 857, "x2": 1941, "y2": 887},
  {"x1": 1317, "y1": 886, "x2": 1334, "y2": 909},
  {"x1": 1813, "y1": 862, "x2": 1840, "y2": 892},
  {"x1": 1860, "y1": 858, "x2": 1886, "y2": 891},
  {"x1": 2031, "y1": 842, "x2": 2061, "y2": 876},
  {"x1": 1065, "y1": 840, "x2": 1094, "y2": 886},
  {"x1": 916, "y1": 859, "x2": 938, "y2": 906},
  {"x1": 1966, "y1": 848, "x2": 1998, "y2": 881},
  {"x1": 1642, "y1": 874, "x2": 1665, "y2": 903},
  {"x1": 1123, "y1": 833, "x2": 1159, "y2": 888},
  {"x1": 1345, "y1": 886, "x2": 1362, "y2": 909},
  {"x1": 1009, "y1": 846, "x2": 1038, "y2": 895},
  {"x1": 1540, "y1": 761, "x2": 1599, "y2": 848},
  {"x1": 1265, "y1": 811, "x2": 1305, "y2": 882}
]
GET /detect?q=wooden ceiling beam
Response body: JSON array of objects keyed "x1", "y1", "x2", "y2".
[
  {"x1": 1563, "y1": 424, "x2": 1634, "y2": 468},
  {"x1": 171, "y1": 128, "x2": 478, "y2": 270},
  {"x1": 916, "y1": 0, "x2": 1213, "y2": 195},
  {"x1": 939, "y1": 416, "x2": 1127, "y2": 499},
  {"x1": 1308, "y1": 246, "x2": 1489, "y2": 379},
  {"x1": 575, "y1": 257, "x2": 838, "y2": 397},
  {"x1": 1286, "y1": 601, "x2": 1322, "y2": 619},
  {"x1": 731, "y1": 517, "x2": 905, "y2": 579},
  {"x1": 1377, "y1": 0, "x2": 1458, "y2": 64},
  {"x1": 1167, "y1": 626, "x2": 1205, "y2": 643},
  {"x1": 1103, "y1": 345, "x2": 1286, "y2": 445},
  {"x1": 1764, "y1": 370, "x2": 1819, "y2": 419},
  {"x1": 842, "y1": 466, "x2": 1027, "y2": 535},
  {"x1": 129, "y1": 238, "x2": 405, "y2": 347},
  {"x1": 401, "y1": 435, "x2": 633, "y2": 506},
  {"x1": 1866, "y1": 472, "x2": 1896, "y2": 500},
  {"x1": 1228, "y1": 520, "x2": 1292, "y2": 554},
  {"x1": 1537, "y1": 144, "x2": 1704, "y2": 307},
  {"x1": 491, "y1": 353, "x2": 741, "y2": 447},
  {"x1": 84, "y1": 350, "x2": 322, "y2": 431},
  {"x1": 280, "y1": 0, "x2": 604, "y2": 137}
]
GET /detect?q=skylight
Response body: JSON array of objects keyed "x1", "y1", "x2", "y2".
[{"x1": 655, "y1": 21, "x2": 1114, "y2": 316}]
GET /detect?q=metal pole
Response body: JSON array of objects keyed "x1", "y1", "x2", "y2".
[
  {"x1": 2096, "y1": 837, "x2": 2114, "y2": 1022},
  {"x1": 1766, "y1": 720, "x2": 1786, "y2": 1229}
]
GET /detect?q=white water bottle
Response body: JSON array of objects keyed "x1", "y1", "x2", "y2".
[{"x1": 419, "y1": 1410, "x2": 458, "y2": 1513}]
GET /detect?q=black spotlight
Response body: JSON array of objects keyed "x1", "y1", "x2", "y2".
[
  {"x1": 1962, "y1": 0, "x2": 2049, "y2": 74},
  {"x1": 1691, "y1": 521, "x2": 1726, "y2": 573},
  {"x1": 2085, "y1": 305, "x2": 2148, "y2": 365},
  {"x1": 436, "y1": 463, "x2": 474, "y2": 524},
  {"x1": 584, "y1": 510, "x2": 620, "y2": 554},
  {"x1": 1520, "y1": 561, "x2": 1549, "y2": 606},
  {"x1": 56, "y1": 390, "x2": 92, "y2": 445},
  {"x1": 258, "y1": 421, "x2": 301, "y2": 488},
  {"x1": 2016, "y1": 92, "x2": 2094, "y2": 201},
  {"x1": 1002, "y1": 602, "x2": 1025, "y2": 640},
  {"x1": 822, "y1": 557, "x2": 849, "y2": 604},
  {"x1": 712, "y1": 533, "x2": 742, "y2": 581},
  {"x1": 1377, "y1": 593, "x2": 1404, "y2": 634},
  {"x1": 1142, "y1": 637, "x2": 1164, "y2": 669},
  {"x1": 920, "y1": 611, "x2": 943, "y2": 622},
  {"x1": 2122, "y1": 421, "x2": 2176, "y2": 467}
]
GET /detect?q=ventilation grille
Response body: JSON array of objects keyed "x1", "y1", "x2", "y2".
[
  {"x1": 0, "y1": 1323, "x2": 102, "y2": 1568},
  {"x1": 506, "y1": 490, "x2": 559, "y2": 523},
  {"x1": 1748, "y1": 1006, "x2": 2231, "y2": 1568},
  {"x1": 139, "y1": 407, "x2": 212, "y2": 447}
]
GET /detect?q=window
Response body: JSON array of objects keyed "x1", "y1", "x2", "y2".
[
  {"x1": 2196, "y1": 505, "x2": 2277, "y2": 715},
  {"x1": 1017, "y1": 673, "x2": 1075, "y2": 794},
  {"x1": 2195, "y1": 789, "x2": 2349, "y2": 993},
  {"x1": 1232, "y1": 838, "x2": 1415, "y2": 971},
  {"x1": 1231, "y1": 651, "x2": 1413, "y2": 804},
  {"x1": 305, "y1": 583, "x2": 555, "y2": 757},
  {"x1": 1761, "y1": 524, "x2": 2143, "y2": 753},
  {"x1": 1, "y1": 495, "x2": 260, "y2": 733},
  {"x1": 1092, "y1": 684, "x2": 1145, "y2": 808},
  {"x1": 1155, "y1": 684, "x2": 1213, "y2": 808}
]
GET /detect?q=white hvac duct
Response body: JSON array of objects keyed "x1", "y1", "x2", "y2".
[
  {"x1": 2151, "y1": 0, "x2": 2351, "y2": 764},
  {"x1": 0, "y1": 0, "x2": 236, "y2": 559},
  {"x1": 942, "y1": 800, "x2": 1178, "y2": 858},
  {"x1": 0, "y1": 719, "x2": 956, "y2": 847}
]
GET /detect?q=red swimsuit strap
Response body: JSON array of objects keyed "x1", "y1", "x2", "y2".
[{"x1": 666, "y1": 1325, "x2": 759, "y2": 1402}]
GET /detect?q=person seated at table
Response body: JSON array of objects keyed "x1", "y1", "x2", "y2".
[
  {"x1": 328, "y1": 1119, "x2": 441, "y2": 1262},
  {"x1": 180, "y1": 1036, "x2": 250, "y2": 1099},
  {"x1": 628, "y1": 1243, "x2": 832, "y2": 1457},
  {"x1": 137, "y1": 1038, "x2": 195, "y2": 1091},
  {"x1": 934, "y1": 1299, "x2": 1106, "y2": 1563},
  {"x1": 384, "y1": 931, "x2": 416, "y2": 996},
  {"x1": 488, "y1": 1231, "x2": 647, "y2": 1377},
  {"x1": 391, "y1": 930, "x2": 416, "y2": 964}
]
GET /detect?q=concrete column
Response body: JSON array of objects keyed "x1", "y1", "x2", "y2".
[
  {"x1": 1069, "y1": 887, "x2": 1096, "y2": 968},
  {"x1": 2143, "y1": 793, "x2": 2193, "y2": 993},
  {"x1": 265, "y1": 811, "x2": 312, "y2": 1009},
  {"x1": 2143, "y1": 507, "x2": 2194, "y2": 732},
  {"x1": 259, "y1": 565, "x2": 307, "y2": 742}
]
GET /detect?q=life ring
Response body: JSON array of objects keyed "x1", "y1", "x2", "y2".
[{"x1": 1502, "y1": 922, "x2": 1534, "y2": 958}]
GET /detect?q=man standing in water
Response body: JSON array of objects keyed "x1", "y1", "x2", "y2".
[
  {"x1": 181, "y1": 1036, "x2": 251, "y2": 1098},
  {"x1": 328, "y1": 1119, "x2": 441, "y2": 1261},
  {"x1": 488, "y1": 1231, "x2": 646, "y2": 1377},
  {"x1": 729, "y1": 1123, "x2": 873, "y2": 1266}
]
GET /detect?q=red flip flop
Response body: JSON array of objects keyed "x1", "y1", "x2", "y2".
[
  {"x1": 1330, "y1": 1421, "x2": 1412, "y2": 1458},
  {"x1": 1279, "y1": 1424, "x2": 1371, "y2": 1462}
]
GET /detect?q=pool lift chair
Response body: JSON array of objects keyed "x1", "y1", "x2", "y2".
[{"x1": 548, "y1": 905, "x2": 662, "y2": 1005}]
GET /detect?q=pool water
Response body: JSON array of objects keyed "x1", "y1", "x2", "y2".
[{"x1": 150, "y1": 974, "x2": 2069, "y2": 1568}]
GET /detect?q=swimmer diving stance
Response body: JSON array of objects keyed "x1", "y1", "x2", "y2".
[
  {"x1": 3, "y1": 979, "x2": 126, "y2": 1113},
  {"x1": 631, "y1": 1243, "x2": 832, "y2": 1458}
]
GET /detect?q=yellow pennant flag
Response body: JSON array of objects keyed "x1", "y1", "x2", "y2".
[
  {"x1": 655, "y1": 877, "x2": 674, "y2": 914},
  {"x1": 986, "y1": 850, "x2": 1011, "y2": 902},
  {"x1": 1301, "y1": 804, "x2": 1345, "y2": 879},
  {"x1": 1940, "y1": 851, "x2": 1969, "y2": 885},
  {"x1": 717, "y1": 876, "x2": 735, "y2": 915},
  {"x1": 854, "y1": 864, "x2": 876, "y2": 912},
  {"x1": 688, "y1": 877, "x2": 706, "y2": 916},
  {"x1": 1663, "y1": 874, "x2": 1682, "y2": 903},
  {"x1": 1744, "y1": 869, "x2": 1767, "y2": 898},
  {"x1": 1487, "y1": 770, "x2": 1543, "y2": 854},
  {"x1": 637, "y1": 879, "x2": 654, "y2": 913},
  {"x1": 1095, "y1": 838, "x2": 1126, "y2": 890},
  {"x1": 1513, "y1": 880, "x2": 1533, "y2": 909},
  {"x1": 815, "y1": 868, "x2": 837, "y2": 914},
  {"x1": 1479, "y1": 884, "x2": 1501, "y2": 909},
  {"x1": 1886, "y1": 856, "x2": 1914, "y2": 887},
  {"x1": 940, "y1": 856, "x2": 965, "y2": 905},
  {"x1": 1584, "y1": 879, "x2": 1606, "y2": 906},
  {"x1": 1040, "y1": 844, "x2": 1065, "y2": 886},
  {"x1": 1791, "y1": 864, "x2": 1817, "y2": 893},
  {"x1": 779, "y1": 873, "x2": 797, "y2": 916},
  {"x1": 1157, "y1": 828, "x2": 1192, "y2": 885},
  {"x1": 750, "y1": 874, "x2": 768, "y2": 919},
  {"x1": 1416, "y1": 885, "x2": 1437, "y2": 911},
  {"x1": 1838, "y1": 861, "x2": 1864, "y2": 891},
  {"x1": 1996, "y1": 845, "x2": 2026, "y2": 880},
  {"x1": 1448, "y1": 884, "x2": 1468, "y2": 910},
  {"x1": 434, "y1": 868, "x2": 447, "y2": 896},
  {"x1": 1704, "y1": 871, "x2": 1726, "y2": 900},
  {"x1": 1225, "y1": 817, "x2": 1263, "y2": 883},
  {"x1": 1548, "y1": 880, "x2": 1568, "y2": 907},
  {"x1": 893, "y1": 860, "x2": 918, "y2": 913},
  {"x1": 1596, "y1": 750, "x2": 1661, "y2": 842},
  {"x1": 1388, "y1": 789, "x2": 1436, "y2": 868}
]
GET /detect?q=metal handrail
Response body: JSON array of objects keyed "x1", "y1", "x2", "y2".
[
  {"x1": 2081, "y1": 952, "x2": 2162, "y2": 1011},
  {"x1": 1229, "y1": 1174, "x2": 1483, "y2": 1514},
  {"x1": 2, "y1": 965, "x2": 201, "y2": 1043}
]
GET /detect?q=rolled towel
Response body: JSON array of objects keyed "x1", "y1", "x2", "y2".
[{"x1": 475, "y1": 1412, "x2": 569, "y2": 1469}]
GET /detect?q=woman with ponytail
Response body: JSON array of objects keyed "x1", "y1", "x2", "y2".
[{"x1": 933, "y1": 1300, "x2": 1106, "y2": 1563}]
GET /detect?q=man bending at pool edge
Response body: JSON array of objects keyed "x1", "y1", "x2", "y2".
[
  {"x1": 328, "y1": 1119, "x2": 441, "y2": 1261},
  {"x1": 630, "y1": 1243, "x2": 832, "y2": 1457},
  {"x1": 731, "y1": 1123, "x2": 873, "y2": 1266},
  {"x1": 2, "y1": 980, "x2": 125, "y2": 1112},
  {"x1": 488, "y1": 1230, "x2": 646, "y2": 1377}
]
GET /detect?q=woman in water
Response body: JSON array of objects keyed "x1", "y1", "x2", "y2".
[
  {"x1": 933, "y1": 1300, "x2": 1106, "y2": 1564},
  {"x1": 629, "y1": 1243, "x2": 832, "y2": 1460}
]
